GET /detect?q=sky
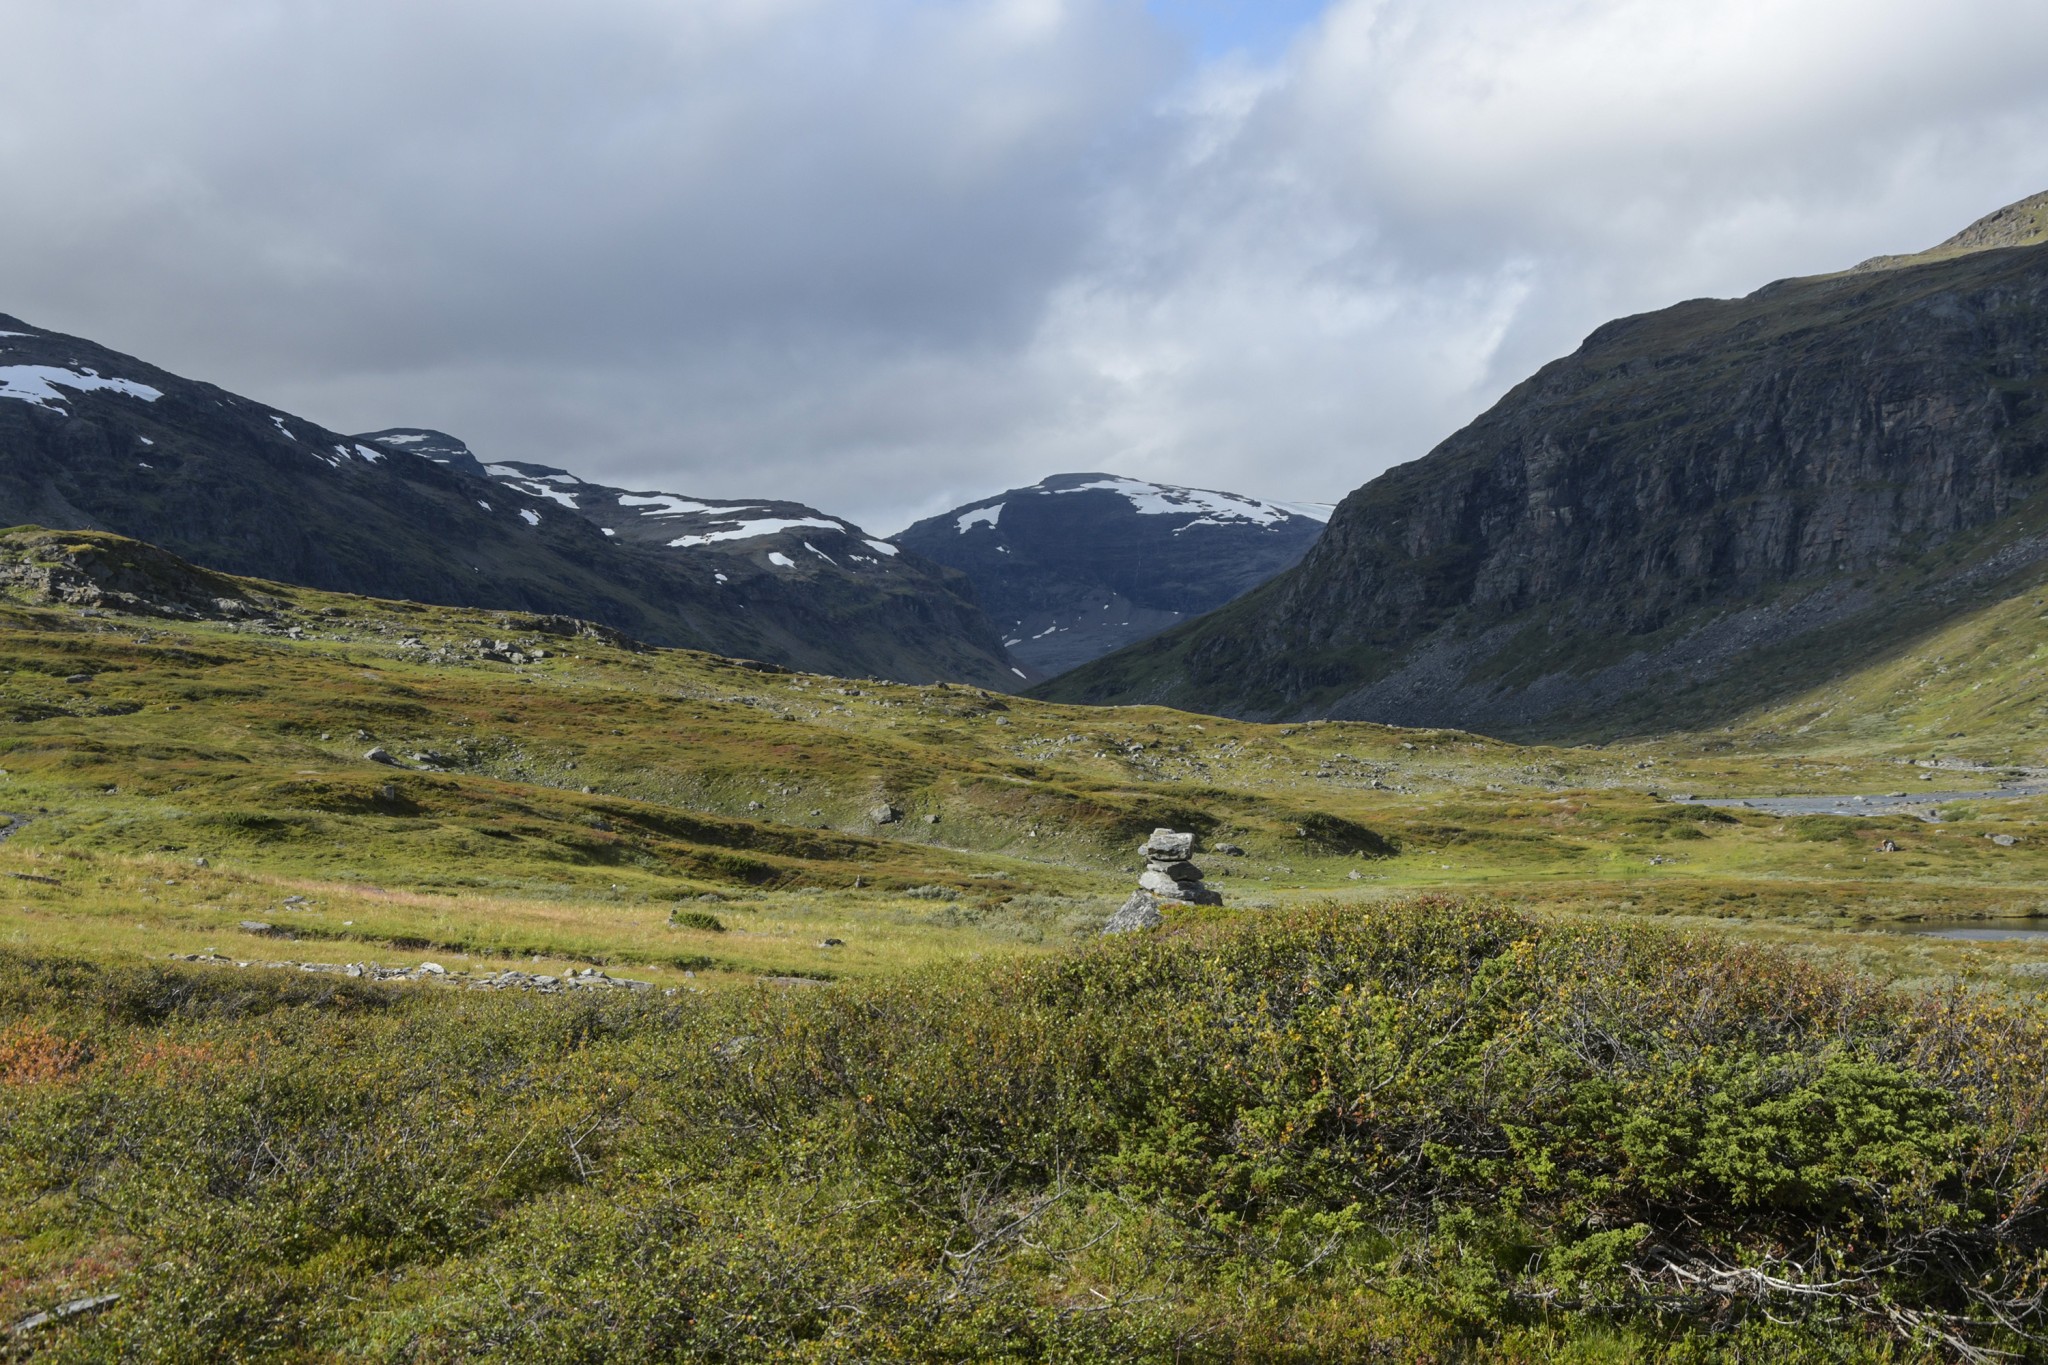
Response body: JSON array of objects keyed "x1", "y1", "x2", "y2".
[{"x1": 5, "y1": 0, "x2": 2048, "y2": 535}]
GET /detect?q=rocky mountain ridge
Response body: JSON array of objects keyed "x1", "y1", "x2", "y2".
[
  {"x1": 0, "y1": 322, "x2": 1019, "y2": 687},
  {"x1": 1039, "y1": 191, "x2": 2048, "y2": 739},
  {"x1": 895, "y1": 472, "x2": 1329, "y2": 675}
]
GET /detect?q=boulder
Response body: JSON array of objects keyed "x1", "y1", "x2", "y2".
[
  {"x1": 1103, "y1": 891, "x2": 1164, "y2": 934},
  {"x1": 1145, "y1": 859, "x2": 1202, "y2": 881},
  {"x1": 1138, "y1": 869, "x2": 1190, "y2": 897},
  {"x1": 363, "y1": 747, "x2": 399, "y2": 765},
  {"x1": 869, "y1": 803, "x2": 901, "y2": 825},
  {"x1": 1143, "y1": 828, "x2": 1194, "y2": 860}
]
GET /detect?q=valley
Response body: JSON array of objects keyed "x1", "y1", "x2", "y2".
[
  {"x1": 12, "y1": 198, "x2": 2048, "y2": 1362},
  {"x1": 6, "y1": 528, "x2": 2048, "y2": 1359},
  {"x1": 1, "y1": 529, "x2": 2045, "y2": 1002}
]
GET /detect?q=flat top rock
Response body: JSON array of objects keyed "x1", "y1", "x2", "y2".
[{"x1": 1143, "y1": 828, "x2": 1194, "y2": 860}]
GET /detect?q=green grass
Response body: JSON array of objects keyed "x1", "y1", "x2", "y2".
[{"x1": 8, "y1": 528, "x2": 2048, "y2": 1356}]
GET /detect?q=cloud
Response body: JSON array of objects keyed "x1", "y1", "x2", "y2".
[{"x1": 3, "y1": 0, "x2": 2048, "y2": 532}]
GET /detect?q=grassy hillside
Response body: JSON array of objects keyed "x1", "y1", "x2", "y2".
[
  {"x1": 7, "y1": 528, "x2": 2048, "y2": 1357},
  {"x1": 1, "y1": 528, "x2": 2046, "y2": 991}
]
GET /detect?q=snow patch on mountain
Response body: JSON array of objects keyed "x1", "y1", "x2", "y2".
[
  {"x1": 0, "y1": 365, "x2": 162, "y2": 412},
  {"x1": 615, "y1": 494, "x2": 736, "y2": 518},
  {"x1": 957, "y1": 505, "x2": 1002, "y2": 532},
  {"x1": 485, "y1": 465, "x2": 581, "y2": 510},
  {"x1": 1054, "y1": 476, "x2": 1316, "y2": 528},
  {"x1": 668, "y1": 517, "x2": 847, "y2": 548}
]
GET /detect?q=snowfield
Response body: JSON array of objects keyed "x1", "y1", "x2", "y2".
[
  {"x1": 0, "y1": 365, "x2": 162, "y2": 413},
  {"x1": 951, "y1": 479, "x2": 1330, "y2": 534},
  {"x1": 667, "y1": 516, "x2": 847, "y2": 548}
]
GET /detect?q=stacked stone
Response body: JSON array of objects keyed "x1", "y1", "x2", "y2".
[
  {"x1": 1138, "y1": 828, "x2": 1223, "y2": 905},
  {"x1": 1104, "y1": 827, "x2": 1222, "y2": 934}
]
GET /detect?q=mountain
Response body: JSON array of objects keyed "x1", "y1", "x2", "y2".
[
  {"x1": 893, "y1": 473, "x2": 1330, "y2": 675},
  {"x1": 0, "y1": 319, "x2": 1019, "y2": 687},
  {"x1": 1037, "y1": 191, "x2": 2048, "y2": 739}
]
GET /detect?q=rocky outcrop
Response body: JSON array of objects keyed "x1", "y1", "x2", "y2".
[
  {"x1": 1041, "y1": 193, "x2": 2048, "y2": 740},
  {"x1": 1102, "y1": 891, "x2": 1164, "y2": 934}
]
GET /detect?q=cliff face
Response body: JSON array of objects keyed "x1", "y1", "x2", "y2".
[{"x1": 1038, "y1": 205, "x2": 2048, "y2": 738}]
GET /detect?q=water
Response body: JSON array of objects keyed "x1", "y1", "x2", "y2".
[
  {"x1": 1907, "y1": 920, "x2": 2048, "y2": 942},
  {"x1": 1674, "y1": 781, "x2": 2048, "y2": 823}
]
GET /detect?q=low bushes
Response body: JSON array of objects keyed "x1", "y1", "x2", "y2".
[{"x1": 4, "y1": 900, "x2": 2045, "y2": 1360}]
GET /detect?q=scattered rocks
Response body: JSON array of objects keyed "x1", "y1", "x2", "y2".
[
  {"x1": 166, "y1": 952, "x2": 654, "y2": 993},
  {"x1": 1103, "y1": 891, "x2": 1164, "y2": 934}
]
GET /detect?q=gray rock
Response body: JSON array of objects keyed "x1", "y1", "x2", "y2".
[
  {"x1": 1138, "y1": 869, "x2": 1195, "y2": 898},
  {"x1": 1991, "y1": 833, "x2": 2019, "y2": 847},
  {"x1": 1103, "y1": 891, "x2": 1164, "y2": 934},
  {"x1": 923, "y1": 812, "x2": 940, "y2": 824},
  {"x1": 238, "y1": 920, "x2": 274, "y2": 934},
  {"x1": 1214, "y1": 843, "x2": 1246, "y2": 856},
  {"x1": 363, "y1": 747, "x2": 398, "y2": 765},
  {"x1": 1143, "y1": 828, "x2": 1195, "y2": 860},
  {"x1": 1146, "y1": 859, "x2": 1202, "y2": 881},
  {"x1": 869, "y1": 803, "x2": 901, "y2": 825},
  {"x1": 7, "y1": 1292, "x2": 120, "y2": 1337}
]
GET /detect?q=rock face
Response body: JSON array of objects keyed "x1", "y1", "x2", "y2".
[
  {"x1": 0, "y1": 326, "x2": 1020, "y2": 688},
  {"x1": 1135, "y1": 828, "x2": 1222, "y2": 906},
  {"x1": 1038, "y1": 192, "x2": 2048, "y2": 740},
  {"x1": 894, "y1": 474, "x2": 1330, "y2": 677}
]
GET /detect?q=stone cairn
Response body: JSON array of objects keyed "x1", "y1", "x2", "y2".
[{"x1": 1104, "y1": 827, "x2": 1221, "y2": 934}]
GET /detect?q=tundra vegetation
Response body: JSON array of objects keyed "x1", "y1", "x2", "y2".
[{"x1": 5, "y1": 528, "x2": 2048, "y2": 1360}]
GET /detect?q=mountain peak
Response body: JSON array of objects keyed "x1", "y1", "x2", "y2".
[{"x1": 897, "y1": 472, "x2": 1330, "y2": 675}]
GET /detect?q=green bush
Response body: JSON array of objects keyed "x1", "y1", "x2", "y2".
[{"x1": 4, "y1": 900, "x2": 2044, "y2": 1361}]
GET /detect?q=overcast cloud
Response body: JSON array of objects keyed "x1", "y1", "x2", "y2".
[{"x1": 6, "y1": 0, "x2": 2048, "y2": 532}]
